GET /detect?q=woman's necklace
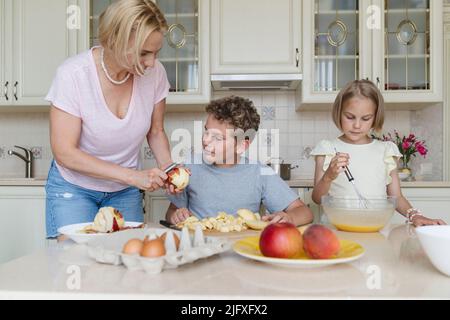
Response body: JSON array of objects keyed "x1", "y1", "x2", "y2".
[{"x1": 100, "y1": 47, "x2": 131, "y2": 85}]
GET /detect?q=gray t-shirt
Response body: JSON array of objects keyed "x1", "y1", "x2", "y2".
[{"x1": 167, "y1": 155, "x2": 299, "y2": 219}]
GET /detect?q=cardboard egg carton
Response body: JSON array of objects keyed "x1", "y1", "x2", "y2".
[{"x1": 86, "y1": 226, "x2": 231, "y2": 274}]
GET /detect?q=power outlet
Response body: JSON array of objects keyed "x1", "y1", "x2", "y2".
[
  {"x1": 31, "y1": 147, "x2": 43, "y2": 160},
  {"x1": 144, "y1": 147, "x2": 154, "y2": 160}
]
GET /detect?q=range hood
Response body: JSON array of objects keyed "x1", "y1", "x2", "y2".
[{"x1": 211, "y1": 74, "x2": 302, "y2": 90}]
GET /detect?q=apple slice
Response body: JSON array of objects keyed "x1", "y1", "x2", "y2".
[
  {"x1": 237, "y1": 209, "x2": 256, "y2": 221},
  {"x1": 245, "y1": 219, "x2": 268, "y2": 230}
]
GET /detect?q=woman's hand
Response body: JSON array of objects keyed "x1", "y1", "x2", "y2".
[
  {"x1": 167, "y1": 207, "x2": 192, "y2": 225},
  {"x1": 323, "y1": 153, "x2": 350, "y2": 182},
  {"x1": 129, "y1": 168, "x2": 168, "y2": 191},
  {"x1": 262, "y1": 212, "x2": 295, "y2": 225},
  {"x1": 412, "y1": 215, "x2": 446, "y2": 227}
]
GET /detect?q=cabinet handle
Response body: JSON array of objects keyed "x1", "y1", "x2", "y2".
[
  {"x1": 296, "y1": 48, "x2": 300, "y2": 68},
  {"x1": 3, "y1": 81, "x2": 8, "y2": 101},
  {"x1": 13, "y1": 81, "x2": 18, "y2": 101}
]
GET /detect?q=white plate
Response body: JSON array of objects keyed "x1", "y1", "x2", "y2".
[
  {"x1": 233, "y1": 237, "x2": 365, "y2": 269},
  {"x1": 58, "y1": 222, "x2": 143, "y2": 244}
]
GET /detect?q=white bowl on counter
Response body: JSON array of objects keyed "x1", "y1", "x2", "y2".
[{"x1": 416, "y1": 226, "x2": 450, "y2": 277}]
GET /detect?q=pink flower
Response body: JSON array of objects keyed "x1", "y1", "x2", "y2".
[
  {"x1": 402, "y1": 141, "x2": 411, "y2": 150},
  {"x1": 377, "y1": 131, "x2": 428, "y2": 160},
  {"x1": 417, "y1": 144, "x2": 427, "y2": 156}
]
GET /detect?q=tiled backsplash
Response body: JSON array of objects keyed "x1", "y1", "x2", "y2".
[{"x1": 0, "y1": 91, "x2": 443, "y2": 180}]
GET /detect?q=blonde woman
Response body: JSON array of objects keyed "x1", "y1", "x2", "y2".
[{"x1": 45, "y1": 0, "x2": 176, "y2": 240}]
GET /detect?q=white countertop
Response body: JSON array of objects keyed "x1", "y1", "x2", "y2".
[
  {"x1": 0, "y1": 177, "x2": 47, "y2": 186},
  {"x1": 0, "y1": 224, "x2": 449, "y2": 299},
  {"x1": 1, "y1": 177, "x2": 450, "y2": 188},
  {"x1": 287, "y1": 179, "x2": 450, "y2": 188}
]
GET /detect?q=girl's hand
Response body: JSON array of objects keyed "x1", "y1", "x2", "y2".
[
  {"x1": 262, "y1": 212, "x2": 295, "y2": 225},
  {"x1": 323, "y1": 153, "x2": 350, "y2": 182},
  {"x1": 130, "y1": 168, "x2": 168, "y2": 192},
  {"x1": 412, "y1": 215, "x2": 446, "y2": 227},
  {"x1": 168, "y1": 208, "x2": 192, "y2": 225}
]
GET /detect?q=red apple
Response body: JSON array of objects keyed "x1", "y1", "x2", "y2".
[
  {"x1": 259, "y1": 223, "x2": 303, "y2": 259},
  {"x1": 167, "y1": 167, "x2": 190, "y2": 190},
  {"x1": 303, "y1": 225, "x2": 340, "y2": 259}
]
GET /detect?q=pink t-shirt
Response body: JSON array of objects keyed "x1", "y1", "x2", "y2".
[{"x1": 46, "y1": 47, "x2": 170, "y2": 192}]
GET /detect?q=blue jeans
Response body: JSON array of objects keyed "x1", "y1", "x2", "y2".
[{"x1": 45, "y1": 161, "x2": 143, "y2": 238}]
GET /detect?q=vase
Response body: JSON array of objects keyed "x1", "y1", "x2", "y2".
[{"x1": 398, "y1": 167, "x2": 412, "y2": 181}]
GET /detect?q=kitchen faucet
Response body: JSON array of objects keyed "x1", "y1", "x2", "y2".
[{"x1": 7, "y1": 145, "x2": 33, "y2": 178}]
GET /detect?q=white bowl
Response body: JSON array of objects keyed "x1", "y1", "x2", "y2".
[
  {"x1": 416, "y1": 226, "x2": 450, "y2": 277},
  {"x1": 58, "y1": 222, "x2": 143, "y2": 244}
]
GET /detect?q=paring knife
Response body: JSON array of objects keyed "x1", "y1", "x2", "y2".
[
  {"x1": 164, "y1": 163, "x2": 179, "y2": 174},
  {"x1": 159, "y1": 220, "x2": 181, "y2": 230}
]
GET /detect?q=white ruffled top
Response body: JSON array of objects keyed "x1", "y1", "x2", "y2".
[{"x1": 311, "y1": 138, "x2": 402, "y2": 198}]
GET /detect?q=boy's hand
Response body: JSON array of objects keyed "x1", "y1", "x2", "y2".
[
  {"x1": 262, "y1": 212, "x2": 294, "y2": 225},
  {"x1": 168, "y1": 208, "x2": 193, "y2": 225},
  {"x1": 412, "y1": 215, "x2": 446, "y2": 227},
  {"x1": 324, "y1": 153, "x2": 350, "y2": 182}
]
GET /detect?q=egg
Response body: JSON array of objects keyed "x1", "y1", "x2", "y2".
[
  {"x1": 122, "y1": 238, "x2": 144, "y2": 255},
  {"x1": 160, "y1": 232, "x2": 180, "y2": 250},
  {"x1": 140, "y1": 237, "x2": 166, "y2": 258}
]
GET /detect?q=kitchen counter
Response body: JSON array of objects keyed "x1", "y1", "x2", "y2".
[
  {"x1": 2, "y1": 177, "x2": 450, "y2": 188},
  {"x1": 287, "y1": 179, "x2": 450, "y2": 188},
  {"x1": 0, "y1": 223, "x2": 449, "y2": 299},
  {"x1": 0, "y1": 178, "x2": 47, "y2": 186}
]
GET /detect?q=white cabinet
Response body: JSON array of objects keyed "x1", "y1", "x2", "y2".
[
  {"x1": 0, "y1": 0, "x2": 81, "y2": 107},
  {"x1": 0, "y1": 187, "x2": 46, "y2": 264},
  {"x1": 211, "y1": 0, "x2": 302, "y2": 74},
  {"x1": 87, "y1": 0, "x2": 210, "y2": 105},
  {"x1": 157, "y1": 0, "x2": 211, "y2": 104},
  {"x1": 389, "y1": 187, "x2": 450, "y2": 224},
  {"x1": 0, "y1": 0, "x2": 12, "y2": 106},
  {"x1": 298, "y1": 0, "x2": 443, "y2": 109},
  {"x1": 144, "y1": 190, "x2": 170, "y2": 224},
  {"x1": 297, "y1": 187, "x2": 321, "y2": 223},
  {"x1": 444, "y1": 7, "x2": 450, "y2": 181}
]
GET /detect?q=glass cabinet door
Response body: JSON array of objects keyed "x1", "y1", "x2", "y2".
[
  {"x1": 383, "y1": 0, "x2": 430, "y2": 92},
  {"x1": 89, "y1": 0, "x2": 113, "y2": 47},
  {"x1": 155, "y1": 0, "x2": 199, "y2": 93},
  {"x1": 314, "y1": 0, "x2": 360, "y2": 92},
  {"x1": 89, "y1": 0, "x2": 200, "y2": 94}
]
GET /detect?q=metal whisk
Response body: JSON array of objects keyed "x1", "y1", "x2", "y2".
[{"x1": 334, "y1": 148, "x2": 370, "y2": 209}]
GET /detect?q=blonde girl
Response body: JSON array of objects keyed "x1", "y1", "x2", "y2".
[{"x1": 311, "y1": 80, "x2": 445, "y2": 227}]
